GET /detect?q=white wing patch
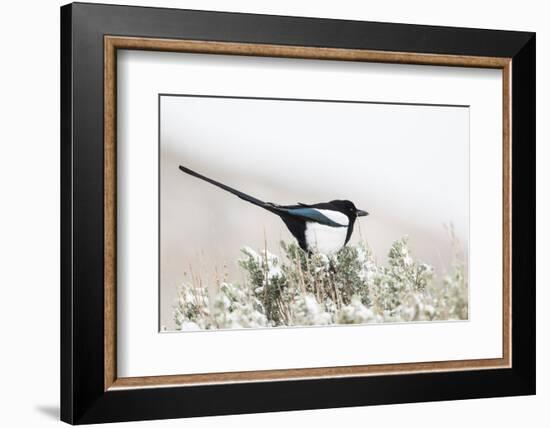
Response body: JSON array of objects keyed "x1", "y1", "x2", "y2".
[
  {"x1": 315, "y1": 209, "x2": 349, "y2": 226},
  {"x1": 305, "y1": 222, "x2": 348, "y2": 254}
]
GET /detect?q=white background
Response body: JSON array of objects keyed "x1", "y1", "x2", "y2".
[
  {"x1": 0, "y1": 0, "x2": 546, "y2": 427},
  {"x1": 118, "y1": 52, "x2": 502, "y2": 377}
]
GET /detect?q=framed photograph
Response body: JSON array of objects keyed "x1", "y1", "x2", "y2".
[{"x1": 61, "y1": 2, "x2": 535, "y2": 424}]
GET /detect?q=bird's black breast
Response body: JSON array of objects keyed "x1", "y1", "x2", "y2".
[{"x1": 344, "y1": 217, "x2": 356, "y2": 245}]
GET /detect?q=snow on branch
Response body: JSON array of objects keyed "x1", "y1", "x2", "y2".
[{"x1": 174, "y1": 237, "x2": 467, "y2": 331}]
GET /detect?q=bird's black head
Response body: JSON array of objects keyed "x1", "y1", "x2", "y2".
[{"x1": 329, "y1": 200, "x2": 369, "y2": 218}]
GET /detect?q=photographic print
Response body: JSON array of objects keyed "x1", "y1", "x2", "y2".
[
  {"x1": 160, "y1": 95, "x2": 469, "y2": 332},
  {"x1": 62, "y1": 7, "x2": 535, "y2": 421}
]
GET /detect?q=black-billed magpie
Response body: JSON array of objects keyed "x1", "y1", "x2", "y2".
[{"x1": 178, "y1": 165, "x2": 369, "y2": 254}]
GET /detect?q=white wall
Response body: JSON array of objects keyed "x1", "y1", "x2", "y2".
[{"x1": 0, "y1": 0, "x2": 546, "y2": 427}]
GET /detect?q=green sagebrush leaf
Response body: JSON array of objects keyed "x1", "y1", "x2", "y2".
[{"x1": 173, "y1": 235, "x2": 467, "y2": 330}]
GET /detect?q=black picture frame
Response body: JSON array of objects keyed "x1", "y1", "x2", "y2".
[{"x1": 61, "y1": 2, "x2": 535, "y2": 424}]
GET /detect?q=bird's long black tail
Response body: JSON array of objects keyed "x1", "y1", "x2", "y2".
[{"x1": 178, "y1": 165, "x2": 281, "y2": 214}]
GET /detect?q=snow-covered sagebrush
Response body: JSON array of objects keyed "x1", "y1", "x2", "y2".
[{"x1": 174, "y1": 237, "x2": 467, "y2": 331}]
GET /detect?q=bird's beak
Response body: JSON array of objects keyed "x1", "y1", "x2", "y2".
[{"x1": 356, "y1": 209, "x2": 369, "y2": 217}]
